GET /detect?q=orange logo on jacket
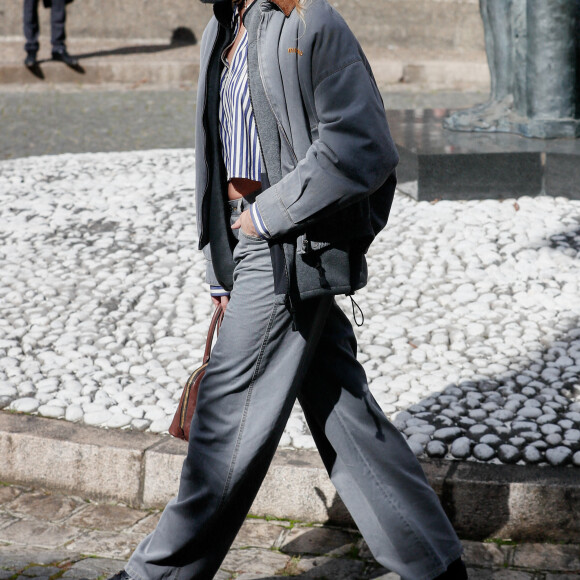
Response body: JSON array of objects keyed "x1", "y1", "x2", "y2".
[{"x1": 288, "y1": 47, "x2": 303, "y2": 56}]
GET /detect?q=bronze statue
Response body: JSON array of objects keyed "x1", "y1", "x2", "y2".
[{"x1": 444, "y1": 0, "x2": 580, "y2": 139}]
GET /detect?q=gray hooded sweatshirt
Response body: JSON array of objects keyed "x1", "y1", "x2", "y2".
[{"x1": 196, "y1": 0, "x2": 399, "y2": 303}]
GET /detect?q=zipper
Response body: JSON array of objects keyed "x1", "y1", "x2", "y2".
[
  {"x1": 221, "y1": 6, "x2": 241, "y2": 69},
  {"x1": 249, "y1": 11, "x2": 293, "y2": 300},
  {"x1": 256, "y1": 13, "x2": 299, "y2": 167}
]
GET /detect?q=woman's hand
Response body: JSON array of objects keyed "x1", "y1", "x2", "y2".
[
  {"x1": 211, "y1": 294, "x2": 230, "y2": 310},
  {"x1": 231, "y1": 209, "x2": 260, "y2": 238}
]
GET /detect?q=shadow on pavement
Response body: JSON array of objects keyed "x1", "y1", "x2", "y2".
[
  {"x1": 73, "y1": 27, "x2": 198, "y2": 61},
  {"x1": 74, "y1": 43, "x2": 188, "y2": 60},
  {"x1": 26, "y1": 60, "x2": 85, "y2": 75},
  {"x1": 66, "y1": 62, "x2": 85, "y2": 74},
  {"x1": 391, "y1": 224, "x2": 580, "y2": 538},
  {"x1": 549, "y1": 226, "x2": 580, "y2": 254}
]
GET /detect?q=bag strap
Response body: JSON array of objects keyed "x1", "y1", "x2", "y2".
[{"x1": 203, "y1": 304, "x2": 224, "y2": 363}]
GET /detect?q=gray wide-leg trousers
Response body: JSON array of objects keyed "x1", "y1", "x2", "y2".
[{"x1": 127, "y1": 206, "x2": 463, "y2": 580}]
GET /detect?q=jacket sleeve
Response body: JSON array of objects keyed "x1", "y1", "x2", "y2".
[
  {"x1": 203, "y1": 243, "x2": 222, "y2": 287},
  {"x1": 253, "y1": 22, "x2": 399, "y2": 239}
]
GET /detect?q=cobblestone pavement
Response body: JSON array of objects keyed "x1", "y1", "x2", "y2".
[
  {"x1": 1, "y1": 84, "x2": 579, "y2": 576},
  {"x1": 0, "y1": 87, "x2": 486, "y2": 162},
  {"x1": 0, "y1": 483, "x2": 579, "y2": 580},
  {"x1": 1, "y1": 149, "x2": 579, "y2": 463}
]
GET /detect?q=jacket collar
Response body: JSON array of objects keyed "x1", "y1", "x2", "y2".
[{"x1": 215, "y1": 0, "x2": 295, "y2": 24}]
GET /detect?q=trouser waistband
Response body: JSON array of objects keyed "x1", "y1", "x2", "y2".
[{"x1": 228, "y1": 191, "x2": 259, "y2": 212}]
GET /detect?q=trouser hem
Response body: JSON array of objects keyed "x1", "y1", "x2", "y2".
[
  {"x1": 124, "y1": 566, "x2": 141, "y2": 580},
  {"x1": 126, "y1": 564, "x2": 175, "y2": 580},
  {"x1": 421, "y1": 547, "x2": 464, "y2": 580}
]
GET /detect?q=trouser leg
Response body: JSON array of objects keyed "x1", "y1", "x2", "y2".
[
  {"x1": 23, "y1": 0, "x2": 40, "y2": 52},
  {"x1": 298, "y1": 301, "x2": 463, "y2": 580},
  {"x1": 49, "y1": 0, "x2": 66, "y2": 50},
  {"x1": 127, "y1": 232, "x2": 331, "y2": 580}
]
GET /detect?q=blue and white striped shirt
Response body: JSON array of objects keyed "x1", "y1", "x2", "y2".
[
  {"x1": 211, "y1": 6, "x2": 271, "y2": 298},
  {"x1": 219, "y1": 17, "x2": 261, "y2": 182}
]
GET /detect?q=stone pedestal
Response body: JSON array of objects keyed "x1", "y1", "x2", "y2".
[{"x1": 389, "y1": 108, "x2": 580, "y2": 201}]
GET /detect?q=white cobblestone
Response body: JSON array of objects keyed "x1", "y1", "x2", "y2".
[{"x1": 0, "y1": 150, "x2": 579, "y2": 465}]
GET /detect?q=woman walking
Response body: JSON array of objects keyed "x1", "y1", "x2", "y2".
[{"x1": 107, "y1": 0, "x2": 467, "y2": 578}]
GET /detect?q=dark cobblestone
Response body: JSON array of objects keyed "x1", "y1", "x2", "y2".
[{"x1": 0, "y1": 485, "x2": 578, "y2": 579}]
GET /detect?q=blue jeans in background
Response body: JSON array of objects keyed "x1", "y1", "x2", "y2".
[{"x1": 23, "y1": 0, "x2": 66, "y2": 52}]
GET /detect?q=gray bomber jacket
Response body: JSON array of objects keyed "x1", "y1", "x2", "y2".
[{"x1": 196, "y1": 0, "x2": 399, "y2": 304}]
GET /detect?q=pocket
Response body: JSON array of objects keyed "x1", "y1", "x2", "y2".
[
  {"x1": 239, "y1": 228, "x2": 264, "y2": 243},
  {"x1": 230, "y1": 211, "x2": 242, "y2": 228}
]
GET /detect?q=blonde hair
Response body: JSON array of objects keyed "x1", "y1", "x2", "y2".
[{"x1": 295, "y1": 0, "x2": 307, "y2": 22}]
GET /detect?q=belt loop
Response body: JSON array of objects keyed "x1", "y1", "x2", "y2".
[
  {"x1": 229, "y1": 195, "x2": 259, "y2": 213},
  {"x1": 229, "y1": 198, "x2": 243, "y2": 213}
]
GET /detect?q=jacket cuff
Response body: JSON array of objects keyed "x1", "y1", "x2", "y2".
[
  {"x1": 250, "y1": 203, "x2": 271, "y2": 239},
  {"x1": 254, "y1": 183, "x2": 296, "y2": 239},
  {"x1": 205, "y1": 259, "x2": 221, "y2": 286},
  {"x1": 210, "y1": 285, "x2": 230, "y2": 297}
]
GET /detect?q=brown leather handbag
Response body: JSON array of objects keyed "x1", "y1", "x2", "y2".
[{"x1": 169, "y1": 304, "x2": 224, "y2": 441}]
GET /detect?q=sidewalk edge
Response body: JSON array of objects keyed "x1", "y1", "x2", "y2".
[{"x1": 1, "y1": 412, "x2": 578, "y2": 542}]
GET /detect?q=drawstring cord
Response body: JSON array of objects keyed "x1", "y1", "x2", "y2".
[{"x1": 349, "y1": 295, "x2": 364, "y2": 327}]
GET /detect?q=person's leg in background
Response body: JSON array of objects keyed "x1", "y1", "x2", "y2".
[
  {"x1": 23, "y1": 0, "x2": 40, "y2": 65},
  {"x1": 50, "y1": 0, "x2": 77, "y2": 64},
  {"x1": 298, "y1": 300, "x2": 466, "y2": 580},
  {"x1": 49, "y1": 0, "x2": 66, "y2": 51}
]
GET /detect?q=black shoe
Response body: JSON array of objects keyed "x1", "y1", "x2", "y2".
[
  {"x1": 101, "y1": 570, "x2": 131, "y2": 580},
  {"x1": 108, "y1": 572, "x2": 131, "y2": 580},
  {"x1": 51, "y1": 48, "x2": 78, "y2": 66},
  {"x1": 81, "y1": 571, "x2": 131, "y2": 580},
  {"x1": 434, "y1": 558, "x2": 468, "y2": 580},
  {"x1": 24, "y1": 51, "x2": 37, "y2": 67}
]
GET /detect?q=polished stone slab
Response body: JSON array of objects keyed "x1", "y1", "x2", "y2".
[{"x1": 387, "y1": 108, "x2": 580, "y2": 201}]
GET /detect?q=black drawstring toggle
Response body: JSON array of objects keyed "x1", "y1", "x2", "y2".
[{"x1": 349, "y1": 295, "x2": 364, "y2": 327}]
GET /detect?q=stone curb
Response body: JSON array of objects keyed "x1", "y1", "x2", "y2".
[
  {"x1": 0, "y1": 58, "x2": 200, "y2": 86},
  {"x1": 0, "y1": 61, "x2": 199, "y2": 85},
  {"x1": 0, "y1": 38, "x2": 201, "y2": 87},
  {"x1": 0, "y1": 38, "x2": 489, "y2": 90},
  {"x1": 0, "y1": 58, "x2": 487, "y2": 91},
  {"x1": 461, "y1": 541, "x2": 580, "y2": 576},
  {"x1": 1, "y1": 412, "x2": 578, "y2": 543}
]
